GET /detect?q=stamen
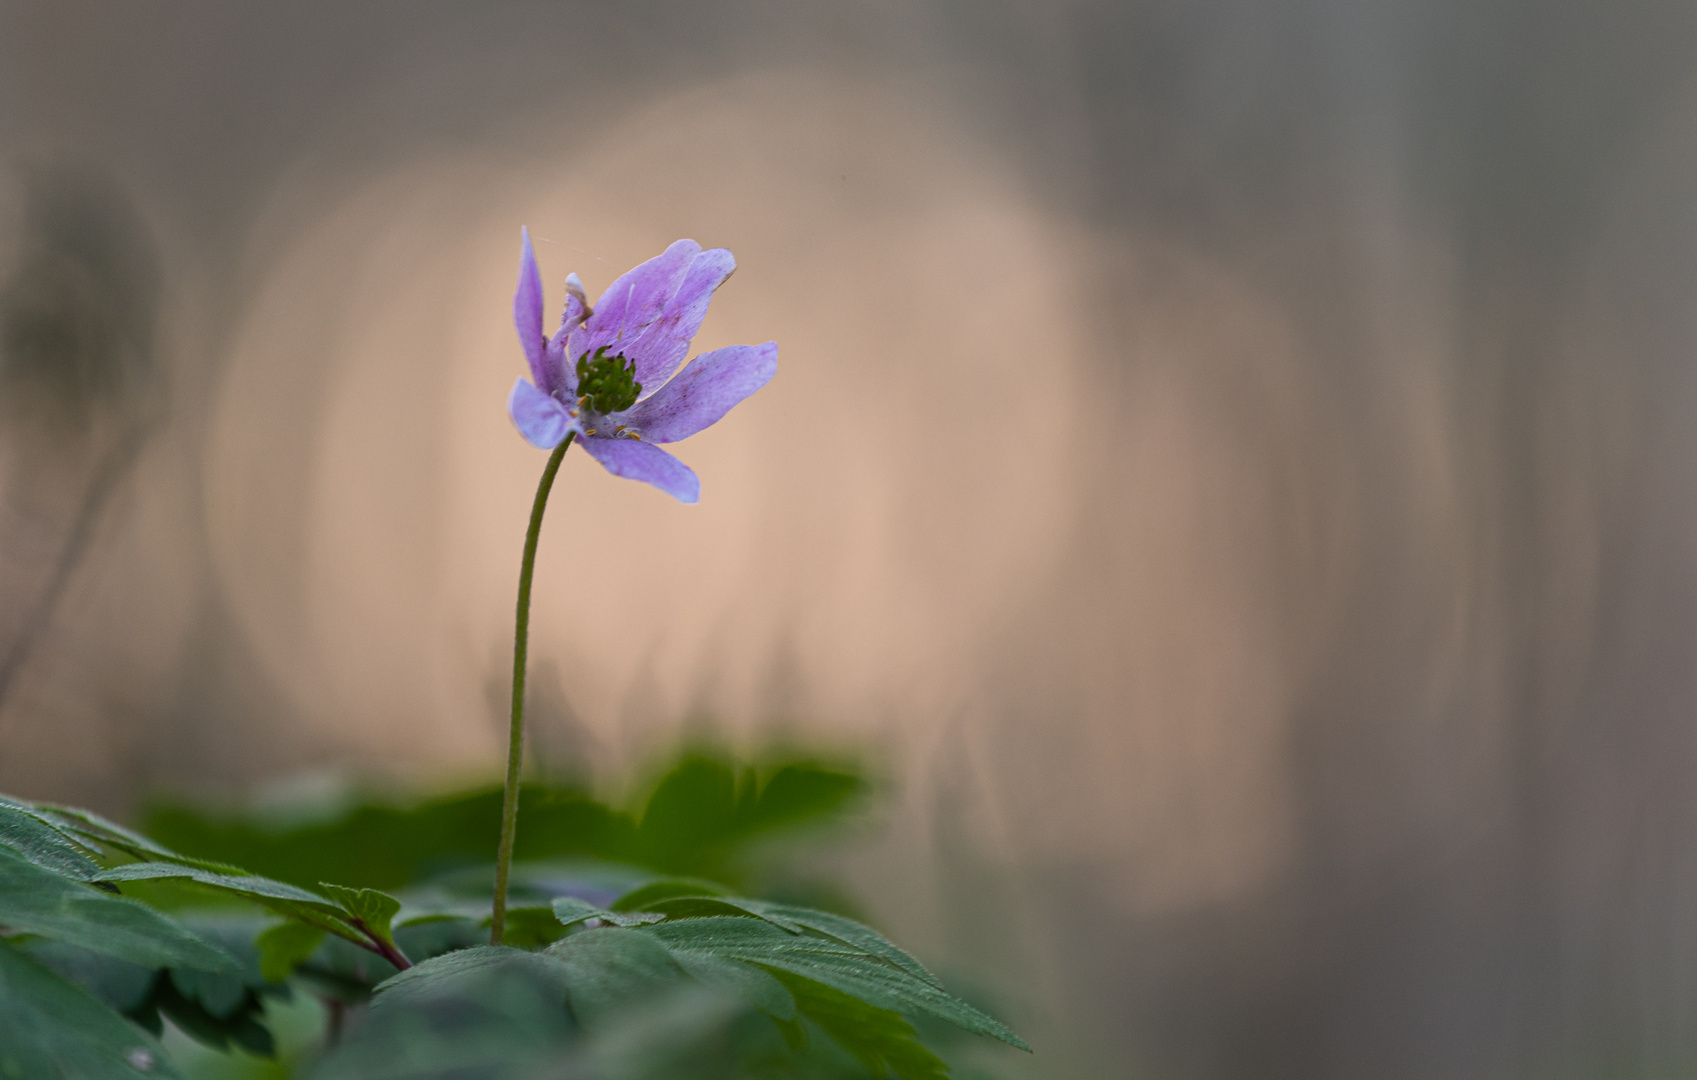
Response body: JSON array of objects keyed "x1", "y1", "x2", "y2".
[{"x1": 573, "y1": 346, "x2": 642, "y2": 413}]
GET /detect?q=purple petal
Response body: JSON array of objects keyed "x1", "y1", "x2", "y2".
[
  {"x1": 586, "y1": 239, "x2": 698, "y2": 335},
  {"x1": 514, "y1": 228, "x2": 548, "y2": 387},
  {"x1": 542, "y1": 273, "x2": 590, "y2": 398},
  {"x1": 622, "y1": 342, "x2": 777, "y2": 444},
  {"x1": 578, "y1": 437, "x2": 700, "y2": 503},
  {"x1": 618, "y1": 248, "x2": 736, "y2": 394},
  {"x1": 567, "y1": 240, "x2": 735, "y2": 391},
  {"x1": 541, "y1": 333, "x2": 573, "y2": 398},
  {"x1": 508, "y1": 378, "x2": 575, "y2": 449}
]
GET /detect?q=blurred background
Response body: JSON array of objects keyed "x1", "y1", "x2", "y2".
[{"x1": 4, "y1": 0, "x2": 1697, "y2": 1076}]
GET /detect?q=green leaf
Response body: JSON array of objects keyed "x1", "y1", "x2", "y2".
[
  {"x1": 740, "y1": 763, "x2": 866, "y2": 837},
  {"x1": 290, "y1": 934, "x2": 400, "y2": 1002},
  {"x1": 0, "y1": 846, "x2": 235, "y2": 973},
  {"x1": 0, "y1": 801, "x2": 103, "y2": 881},
  {"x1": 643, "y1": 917, "x2": 1028, "y2": 1051},
  {"x1": 626, "y1": 893, "x2": 809, "y2": 933},
  {"x1": 394, "y1": 916, "x2": 486, "y2": 965},
  {"x1": 635, "y1": 757, "x2": 737, "y2": 871},
  {"x1": 167, "y1": 966, "x2": 247, "y2": 1019},
  {"x1": 774, "y1": 969, "x2": 951, "y2": 1080},
  {"x1": 618, "y1": 885, "x2": 942, "y2": 989},
  {"x1": 20, "y1": 940, "x2": 158, "y2": 1016},
  {"x1": 320, "y1": 883, "x2": 401, "y2": 948},
  {"x1": 0, "y1": 940, "x2": 181, "y2": 1079},
  {"x1": 151, "y1": 973, "x2": 274, "y2": 1058},
  {"x1": 608, "y1": 878, "x2": 726, "y2": 912},
  {"x1": 255, "y1": 921, "x2": 325, "y2": 983},
  {"x1": 544, "y1": 926, "x2": 686, "y2": 1027},
  {"x1": 372, "y1": 945, "x2": 569, "y2": 1009},
  {"x1": 668, "y1": 949, "x2": 796, "y2": 1021},
  {"x1": 630, "y1": 754, "x2": 870, "y2": 877},
  {"x1": 317, "y1": 947, "x2": 578, "y2": 1080},
  {"x1": 551, "y1": 896, "x2": 664, "y2": 930},
  {"x1": 93, "y1": 862, "x2": 360, "y2": 941},
  {"x1": 29, "y1": 804, "x2": 241, "y2": 875},
  {"x1": 500, "y1": 905, "x2": 573, "y2": 948},
  {"x1": 743, "y1": 901, "x2": 943, "y2": 988},
  {"x1": 140, "y1": 783, "x2": 637, "y2": 893}
]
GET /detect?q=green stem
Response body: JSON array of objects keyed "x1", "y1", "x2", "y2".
[{"x1": 491, "y1": 433, "x2": 573, "y2": 945}]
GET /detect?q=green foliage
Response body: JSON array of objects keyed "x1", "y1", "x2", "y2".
[
  {"x1": 550, "y1": 895, "x2": 665, "y2": 929},
  {"x1": 318, "y1": 884, "x2": 402, "y2": 953},
  {"x1": 0, "y1": 846, "x2": 235, "y2": 973},
  {"x1": 0, "y1": 940, "x2": 179, "y2": 1079},
  {"x1": 30, "y1": 917, "x2": 298, "y2": 1058},
  {"x1": 633, "y1": 756, "x2": 866, "y2": 875},
  {"x1": 775, "y1": 972, "x2": 951, "y2": 1080},
  {"x1": 254, "y1": 923, "x2": 325, "y2": 984},
  {"x1": 31, "y1": 802, "x2": 246, "y2": 875},
  {"x1": 93, "y1": 863, "x2": 375, "y2": 952},
  {"x1": 0, "y1": 799, "x2": 104, "y2": 880},
  {"x1": 637, "y1": 916, "x2": 1025, "y2": 1051},
  {"x1": 138, "y1": 750, "x2": 866, "y2": 892},
  {"x1": 142, "y1": 786, "x2": 631, "y2": 893},
  {"x1": 0, "y1": 749, "x2": 1025, "y2": 1079},
  {"x1": 311, "y1": 948, "x2": 578, "y2": 1080}
]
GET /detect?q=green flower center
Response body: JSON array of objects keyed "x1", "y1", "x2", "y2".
[{"x1": 575, "y1": 345, "x2": 642, "y2": 414}]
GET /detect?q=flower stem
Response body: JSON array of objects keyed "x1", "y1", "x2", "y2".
[{"x1": 491, "y1": 433, "x2": 573, "y2": 945}]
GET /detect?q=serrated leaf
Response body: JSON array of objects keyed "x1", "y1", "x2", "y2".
[
  {"x1": 643, "y1": 917, "x2": 1028, "y2": 1050},
  {"x1": 0, "y1": 801, "x2": 103, "y2": 881},
  {"x1": 492, "y1": 905, "x2": 567, "y2": 948},
  {"x1": 320, "y1": 883, "x2": 401, "y2": 948},
  {"x1": 29, "y1": 804, "x2": 242, "y2": 875},
  {"x1": 151, "y1": 972, "x2": 274, "y2": 1057},
  {"x1": 0, "y1": 940, "x2": 181, "y2": 1079},
  {"x1": 551, "y1": 896, "x2": 665, "y2": 929},
  {"x1": 744, "y1": 901, "x2": 943, "y2": 988},
  {"x1": 668, "y1": 950, "x2": 796, "y2": 1021},
  {"x1": 373, "y1": 945, "x2": 568, "y2": 1007},
  {"x1": 608, "y1": 879, "x2": 727, "y2": 912},
  {"x1": 21, "y1": 940, "x2": 159, "y2": 1015},
  {"x1": 317, "y1": 946, "x2": 578, "y2": 1080},
  {"x1": 394, "y1": 916, "x2": 486, "y2": 964},
  {"x1": 93, "y1": 862, "x2": 358, "y2": 940},
  {"x1": 773, "y1": 968, "x2": 950, "y2": 1080},
  {"x1": 167, "y1": 966, "x2": 247, "y2": 1019},
  {"x1": 623, "y1": 888, "x2": 941, "y2": 988},
  {"x1": 545, "y1": 926, "x2": 686, "y2": 1027},
  {"x1": 629, "y1": 894, "x2": 808, "y2": 933},
  {"x1": 0, "y1": 846, "x2": 235, "y2": 973},
  {"x1": 255, "y1": 921, "x2": 325, "y2": 983}
]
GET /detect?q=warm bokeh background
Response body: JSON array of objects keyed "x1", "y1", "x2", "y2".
[{"x1": 6, "y1": 1, "x2": 1697, "y2": 1075}]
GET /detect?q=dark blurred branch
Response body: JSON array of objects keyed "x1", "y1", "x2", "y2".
[{"x1": 0, "y1": 417, "x2": 154, "y2": 714}]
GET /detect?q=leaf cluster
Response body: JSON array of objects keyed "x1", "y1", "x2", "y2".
[
  {"x1": 139, "y1": 750, "x2": 867, "y2": 891},
  {"x1": 0, "y1": 752, "x2": 1025, "y2": 1079}
]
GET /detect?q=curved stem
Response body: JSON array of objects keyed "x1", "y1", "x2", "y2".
[
  {"x1": 351, "y1": 918, "x2": 413, "y2": 970},
  {"x1": 491, "y1": 433, "x2": 573, "y2": 945}
]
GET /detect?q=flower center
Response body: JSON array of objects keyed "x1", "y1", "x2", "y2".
[{"x1": 574, "y1": 345, "x2": 642, "y2": 414}]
